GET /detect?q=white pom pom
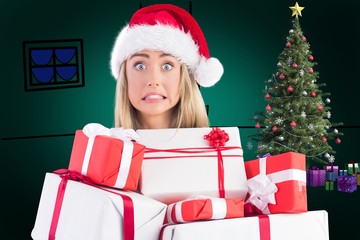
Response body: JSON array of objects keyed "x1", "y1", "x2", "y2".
[{"x1": 195, "y1": 57, "x2": 224, "y2": 87}]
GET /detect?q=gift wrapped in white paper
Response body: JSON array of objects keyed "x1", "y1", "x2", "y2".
[
  {"x1": 136, "y1": 127, "x2": 247, "y2": 204},
  {"x1": 160, "y1": 210, "x2": 329, "y2": 240},
  {"x1": 31, "y1": 172, "x2": 167, "y2": 240}
]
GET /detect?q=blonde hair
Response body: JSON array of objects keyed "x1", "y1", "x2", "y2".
[{"x1": 114, "y1": 62, "x2": 209, "y2": 129}]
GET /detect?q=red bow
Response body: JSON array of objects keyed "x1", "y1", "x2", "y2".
[{"x1": 204, "y1": 127, "x2": 229, "y2": 149}]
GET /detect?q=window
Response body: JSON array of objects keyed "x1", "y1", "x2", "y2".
[{"x1": 23, "y1": 39, "x2": 85, "y2": 91}]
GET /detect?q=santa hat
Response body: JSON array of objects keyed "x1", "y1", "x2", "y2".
[{"x1": 110, "y1": 4, "x2": 223, "y2": 87}]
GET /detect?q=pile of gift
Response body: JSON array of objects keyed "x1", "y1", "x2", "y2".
[
  {"x1": 307, "y1": 160, "x2": 359, "y2": 192},
  {"x1": 31, "y1": 123, "x2": 329, "y2": 240}
]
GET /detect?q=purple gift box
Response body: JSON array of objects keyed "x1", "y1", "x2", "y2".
[
  {"x1": 307, "y1": 166, "x2": 326, "y2": 187},
  {"x1": 337, "y1": 176, "x2": 357, "y2": 192}
]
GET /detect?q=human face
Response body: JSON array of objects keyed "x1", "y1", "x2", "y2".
[{"x1": 126, "y1": 50, "x2": 181, "y2": 127}]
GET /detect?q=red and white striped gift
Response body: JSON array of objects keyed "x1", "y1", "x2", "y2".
[
  {"x1": 244, "y1": 152, "x2": 307, "y2": 215},
  {"x1": 165, "y1": 197, "x2": 244, "y2": 224},
  {"x1": 68, "y1": 123, "x2": 145, "y2": 190}
]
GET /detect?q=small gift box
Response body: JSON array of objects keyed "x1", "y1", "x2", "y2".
[
  {"x1": 307, "y1": 166, "x2": 325, "y2": 187},
  {"x1": 325, "y1": 180, "x2": 334, "y2": 190},
  {"x1": 337, "y1": 175, "x2": 357, "y2": 193},
  {"x1": 326, "y1": 171, "x2": 334, "y2": 181},
  {"x1": 244, "y1": 152, "x2": 307, "y2": 215},
  {"x1": 165, "y1": 197, "x2": 244, "y2": 224},
  {"x1": 324, "y1": 164, "x2": 338, "y2": 181},
  {"x1": 347, "y1": 161, "x2": 359, "y2": 175},
  {"x1": 68, "y1": 123, "x2": 145, "y2": 190},
  {"x1": 338, "y1": 169, "x2": 348, "y2": 177}
]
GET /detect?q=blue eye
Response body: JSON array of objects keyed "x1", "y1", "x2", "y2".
[
  {"x1": 135, "y1": 63, "x2": 146, "y2": 70},
  {"x1": 163, "y1": 63, "x2": 173, "y2": 71}
]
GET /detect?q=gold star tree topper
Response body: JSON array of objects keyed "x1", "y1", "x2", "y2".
[{"x1": 289, "y1": 2, "x2": 304, "y2": 18}]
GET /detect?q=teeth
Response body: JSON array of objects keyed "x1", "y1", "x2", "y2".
[{"x1": 144, "y1": 95, "x2": 164, "y2": 100}]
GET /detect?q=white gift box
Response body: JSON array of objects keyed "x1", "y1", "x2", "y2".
[
  {"x1": 31, "y1": 172, "x2": 167, "y2": 240},
  {"x1": 160, "y1": 210, "x2": 329, "y2": 240},
  {"x1": 136, "y1": 127, "x2": 247, "y2": 204}
]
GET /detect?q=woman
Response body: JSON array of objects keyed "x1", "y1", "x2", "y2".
[{"x1": 110, "y1": 3, "x2": 224, "y2": 129}]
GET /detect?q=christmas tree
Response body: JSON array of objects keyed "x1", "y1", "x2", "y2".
[{"x1": 250, "y1": 2, "x2": 343, "y2": 166}]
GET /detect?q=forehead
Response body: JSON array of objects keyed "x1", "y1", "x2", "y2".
[{"x1": 129, "y1": 50, "x2": 178, "y2": 60}]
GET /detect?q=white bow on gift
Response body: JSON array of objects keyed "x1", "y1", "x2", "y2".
[
  {"x1": 83, "y1": 123, "x2": 140, "y2": 142},
  {"x1": 246, "y1": 157, "x2": 278, "y2": 214},
  {"x1": 81, "y1": 123, "x2": 140, "y2": 188}
]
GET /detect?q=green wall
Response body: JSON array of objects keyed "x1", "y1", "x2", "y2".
[{"x1": 1, "y1": 0, "x2": 359, "y2": 239}]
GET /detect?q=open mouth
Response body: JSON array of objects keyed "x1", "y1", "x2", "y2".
[{"x1": 142, "y1": 94, "x2": 166, "y2": 100}]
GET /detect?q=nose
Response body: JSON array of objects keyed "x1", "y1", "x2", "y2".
[
  {"x1": 147, "y1": 81, "x2": 159, "y2": 87},
  {"x1": 147, "y1": 67, "x2": 161, "y2": 87}
]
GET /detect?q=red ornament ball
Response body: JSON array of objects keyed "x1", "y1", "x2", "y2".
[
  {"x1": 301, "y1": 36, "x2": 307, "y2": 41},
  {"x1": 265, "y1": 93, "x2": 271, "y2": 99},
  {"x1": 266, "y1": 105, "x2": 272, "y2": 111},
  {"x1": 311, "y1": 92, "x2": 317, "y2": 97},
  {"x1": 335, "y1": 138, "x2": 341, "y2": 144},
  {"x1": 308, "y1": 55, "x2": 314, "y2": 61},
  {"x1": 279, "y1": 73, "x2": 285, "y2": 80},
  {"x1": 286, "y1": 41, "x2": 292, "y2": 47},
  {"x1": 255, "y1": 123, "x2": 261, "y2": 129},
  {"x1": 322, "y1": 136, "x2": 327, "y2": 142},
  {"x1": 308, "y1": 68, "x2": 314, "y2": 74},
  {"x1": 272, "y1": 126, "x2": 278, "y2": 132},
  {"x1": 317, "y1": 105, "x2": 323, "y2": 111},
  {"x1": 290, "y1": 121, "x2": 297, "y2": 127},
  {"x1": 292, "y1": 63, "x2": 298, "y2": 69},
  {"x1": 287, "y1": 85, "x2": 294, "y2": 92}
]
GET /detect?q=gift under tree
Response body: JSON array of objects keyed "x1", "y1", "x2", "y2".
[{"x1": 250, "y1": 2, "x2": 343, "y2": 166}]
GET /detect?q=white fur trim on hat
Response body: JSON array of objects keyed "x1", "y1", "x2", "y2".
[{"x1": 110, "y1": 24, "x2": 223, "y2": 87}]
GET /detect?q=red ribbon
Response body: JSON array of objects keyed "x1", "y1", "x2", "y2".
[
  {"x1": 258, "y1": 215, "x2": 271, "y2": 240},
  {"x1": 244, "y1": 201, "x2": 263, "y2": 217},
  {"x1": 216, "y1": 148, "x2": 225, "y2": 198},
  {"x1": 159, "y1": 223, "x2": 168, "y2": 239},
  {"x1": 204, "y1": 127, "x2": 230, "y2": 198},
  {"x1": 49, "y1": 169, "x2": 134, "y2": 240},
  {"x1": 144, "y1": 146, "x2": 241, "y2": 155},
  {"x1": 48, "y1": 171, "x2": 68, "y2": 240}
]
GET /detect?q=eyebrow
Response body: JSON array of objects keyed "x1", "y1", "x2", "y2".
[{"x1": 130, "y1": 53, "x2": 172, "y2": 60}]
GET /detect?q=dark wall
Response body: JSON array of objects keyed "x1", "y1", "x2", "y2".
[{"x1": 1, "y1": 0, "x2": 359, "y2": 239}]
